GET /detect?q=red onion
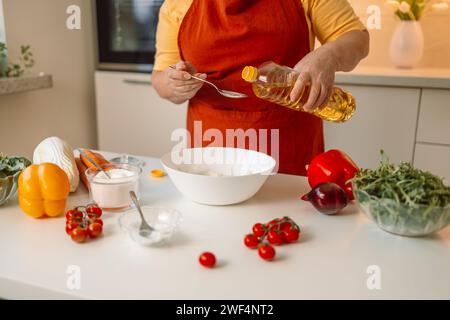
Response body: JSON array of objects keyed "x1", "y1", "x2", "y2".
[{"x1": 301, "y1": 183, "x2": 349, "y2": 215}]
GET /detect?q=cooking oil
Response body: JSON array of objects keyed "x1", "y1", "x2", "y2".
[{"x1": 242, "y1": 62, "x2": 356, "y2": 122}]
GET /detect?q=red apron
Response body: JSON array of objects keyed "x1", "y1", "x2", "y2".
[{"x1": 178, "y1": 0, "x2": 324, "y2": 175}]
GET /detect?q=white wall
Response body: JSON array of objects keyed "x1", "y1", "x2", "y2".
[
  {"x1": 348, "y1": 0, "x2": 450, "y2": 69},
  {"x1": 0, "y1": 0, "x2": 97, "y2": 158}
]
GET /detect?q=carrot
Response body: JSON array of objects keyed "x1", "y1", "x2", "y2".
[
  {"x1": 75, "y1": 157, "x2": 89, "y2": 189},
  {"x1": 79, "y1": 149, "x2": 109, "y2": 171}
]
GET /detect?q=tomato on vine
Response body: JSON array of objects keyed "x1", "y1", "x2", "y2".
[
  {"x1": 244, "y1": 234, "x2": 259, "y2": 249},
  {"x1": 258, "y1": 244, "x2": 276, "y2": 261}
]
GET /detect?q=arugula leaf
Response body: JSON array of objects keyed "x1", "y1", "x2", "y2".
[
  {"x1": 354, "y1": 151, "x2": 449, "y2": 208},
  {"x1": 0, "y1": 154, "x2": 32, "y2": 177}
]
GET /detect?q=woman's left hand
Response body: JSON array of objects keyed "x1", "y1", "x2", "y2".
[{"x1": 290, "y1": 46, "x2": 338, "y2": 112}]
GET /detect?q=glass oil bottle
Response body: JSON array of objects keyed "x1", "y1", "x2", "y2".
[{"x1": 242, "y1": 61, "x2": 356, "y2": 122}]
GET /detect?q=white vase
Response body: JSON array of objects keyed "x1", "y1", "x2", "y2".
[{"x1": 389, "y1": 21, "x2": 424, "y2": 69}]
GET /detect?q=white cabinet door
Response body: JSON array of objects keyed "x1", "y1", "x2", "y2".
[
  {"x1": 414, "y1": 143, "x2": 450, "y2": 181},
  {"x1": 324, "y1": 85, "x2": 421, "y2": 168},
  {"x1": 95, "y1": 71, "x2": 187, "y2": 157},
  {"x1": 416, "y1": 89, "x2": 450, "y2": 145}
]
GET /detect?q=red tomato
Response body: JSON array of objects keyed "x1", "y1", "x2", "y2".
[
  {"x1": 266, "y1": 219, "x2": 281, "y2": 231},
  {"x1": 89, "y1": 218, "x2": 103, "y2": 226},
  {"x1": 65, "y1": 221, "x2": 80, "y2": 235},
  {"x1": 70, "y1": 227, "x2": 88, "y2": 243},
  {"x1": 252, "y1": 223, "x2": 265, "y2": 237},
  {"x1": 285, "y1": 229, "x2": 300, "y2": 243},
  {"x1": 280, "y1": 221, "x2": 293, "y2": 233},
  {"x1": 244, "y1": 234, "x2": 259, "y2": 249},
  {"x1": 258, "y1": 244, "x2": 276, "y2": 261},
  {"x1": 199, "y1": 252, "x2": 216, "y2": 268},
  {"x1": 267, "y1": 231, "x2": 284, "y2": 246},
  {"x1": 86, "y1": 205, "x2": 102, "y2": 218},
  {"x1": 88, "y1": 222, "x2": 103, "y2": 239},
  {"x1": 66, "y1": 209, "x2": 83, "y2": 220}
]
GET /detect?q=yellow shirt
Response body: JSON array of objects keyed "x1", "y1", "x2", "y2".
[{"x1": 154, "y1": 0, "x2": 365, "y2": 71}]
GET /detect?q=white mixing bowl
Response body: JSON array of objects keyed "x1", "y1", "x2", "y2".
[{"x1": 161, "y1": 148, "x2": 276, "y2": 205}]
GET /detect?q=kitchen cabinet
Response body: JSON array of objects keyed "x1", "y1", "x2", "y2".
[
  {"x1": 416, "y1": 89, "x2": 450, "y2": 145},
  {"x1": 324, "y1": 85, "x2": 421, "y2": 168},
  {"x1": 414, "y1": 143, "x2": 450, "y2": 182},
  {"x1": 95, "y1": 71, "x2": 187, "y2": 157},
  {"x1": 413, "y1": 89, "x2": 450, "y2": 181}
]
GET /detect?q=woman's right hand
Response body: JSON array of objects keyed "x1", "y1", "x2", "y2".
[{"x1": 159, "y1": 61, "x2": 207, "y2": 104}]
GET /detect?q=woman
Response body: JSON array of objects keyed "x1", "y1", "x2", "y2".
[{"x1": 152, "y1": 0, "x2": 369, "y2": 175}]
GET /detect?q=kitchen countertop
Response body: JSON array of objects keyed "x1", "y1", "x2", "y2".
[
  {"x1": 0, "y1": 152, "x2": 449, "y2": 300},
  {"x1": 336, "y1": 66, "x2": 450, "y2": 89}
]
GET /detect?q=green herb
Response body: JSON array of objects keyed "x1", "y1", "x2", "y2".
[
  {"x1": 0, "y1": 154, "x2": 32, "y2": 178},
  {"x1": 353, "y1": 151, "x2": 450, "y2": 235},
  {"x1": 0, "y1": 42, "x2": 35, "y2": 78},
  {"x1": 354, "y1": 150, "x2": 450, "y2": 208}
]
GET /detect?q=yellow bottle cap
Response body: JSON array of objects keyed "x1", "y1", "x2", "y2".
[{"x1": 242, "y1": 66, "x2": 258, "y2": 82}]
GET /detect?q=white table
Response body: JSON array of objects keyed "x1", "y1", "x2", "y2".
[{"x1": 0, "y1": 153, "x2": 449, "y2": 300}]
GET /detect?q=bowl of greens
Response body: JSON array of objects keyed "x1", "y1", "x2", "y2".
[
  {"x1": 0, "y1": 154, "x2": 31, "y2": 206},
  {"x1": 352, "y1": 151, "x2": 450, "y2": 237}
]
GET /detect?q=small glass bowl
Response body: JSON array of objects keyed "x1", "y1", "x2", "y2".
[
  {"x1": 0, "y1": 171, "x2": 21, "y2": 206},
  {"x1": 118, "y1": 206, "x2": 182, "y2": 246},
  {"x1": 353, "y1": 181, "x2": 450, "y2": 237},
  {"x1": 86, "y1": 163, "x2": 142, "y2": 211},
  {"x1": 109, "y1": 154, "x2": 145, "y2": 168}
]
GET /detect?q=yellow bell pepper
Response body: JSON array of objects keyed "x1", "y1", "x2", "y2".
[{"x1": 18, "y1": 163, "x2": 70, "y2": 218}]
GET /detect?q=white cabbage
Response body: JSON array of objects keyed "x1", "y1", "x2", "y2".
[{"x1": 33, "y1": 137, "x2": 80, "y2": 192}]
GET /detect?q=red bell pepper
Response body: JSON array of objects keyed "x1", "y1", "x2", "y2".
[{"x1": 306, "y1": 149, "x2": 359, "y2": 200}]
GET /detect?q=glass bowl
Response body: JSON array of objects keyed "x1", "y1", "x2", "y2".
[
  {"x1": 109, "y1": 154, "x2": 145, "y2": 168},
  {"x1": 86, "y1": 163, "x2": 142, "y2": 211},
  {"x1": 0, "y1": 171, "x2": 21, "y2": 206},
  {"x1": 118, "y1": 206, "x2": 182, "y2": 246},
  {"x1": 353, "y1": 181, "x2": 450, "y2": 237}
]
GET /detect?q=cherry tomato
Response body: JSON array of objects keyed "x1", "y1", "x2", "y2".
[
  {"x1": 285, "y1": 229, "x2": 300, "y2": 243},
  {"x1": 86, "y1": 205, "x2": 102, "y2": 218},
  {"x1": 199, "y1": 252, "x2": 216, "y2": 268},
  {"x1": 266, "y1": 219, "x2": 281, "y2": 231},
  {"x1": 280, "y1": 221, "x2": 293, "y2": 233},
  {"x1": 66, "y1": 221, "x2": 80, "y2": 235},
  {"x1": 258, "y1": 244, "x2": 276, "y2": 261},
  {"x1": 267, "y1": 231, "x2": 284, "y2": 246},
  {"x1": 66, "y1": 209, "x2": 83, "y2": 220},
  {"x1": 87, "y1": 222, "x2": 103, "y2": 239},
  {"x1": 70, "y1": 227, "x2": 88, "y2": 243},
  {"x1": 244, "y1": 234, "x2": 259, "y2": 249},
  {"x1": 89, "y1": 218, "x2": 103, "y2": 226},
  {"x1": 252, "y1": 223, "x2": 265, "y2": 237}
]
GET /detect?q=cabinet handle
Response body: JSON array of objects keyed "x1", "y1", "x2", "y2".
[{"x1": 123, "y1": 79, "x2": 152, "y2": 85}]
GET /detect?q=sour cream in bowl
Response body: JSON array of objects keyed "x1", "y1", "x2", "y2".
[{"x1": 86, "y1": 163, "x2": 142, "y2": 211}]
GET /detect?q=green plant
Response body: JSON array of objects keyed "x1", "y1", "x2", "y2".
[
  {"x1": 354, "y1": 150, "x2": 450, "y2": 207},
  {"x1": 386, "y1": 0, "x2": 449, "y2": 21},
  {"x1": 352, "y1": 151, "x2": 450, "y2": 235},
  {"x1": 0, "y1": 42, "x2": 35, "y2": 78},
  {"x1": 0, "y1": 154, "x2": 32, "y2": 178}
]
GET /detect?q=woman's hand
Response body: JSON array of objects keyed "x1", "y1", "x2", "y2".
[
  {"x1": 290, "y1": 30, "x2": 369, "y2": 112},
  {"x1": 290, "y1": 46, "x2": 338, "y2": 112},
  {"x1": 152, "y1": 61, "x2": 207, "y2": 104}
]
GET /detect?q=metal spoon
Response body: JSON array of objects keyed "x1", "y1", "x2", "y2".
[
  {"x1": 129, "y1": 191, "x2": 154, "y2": 238},
  {"x1": 169, "y1": 65, "x2": 247, "y2": 99},
  {"x1": 77, "y1": 148, "x2": 111, "y2": 179}
]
